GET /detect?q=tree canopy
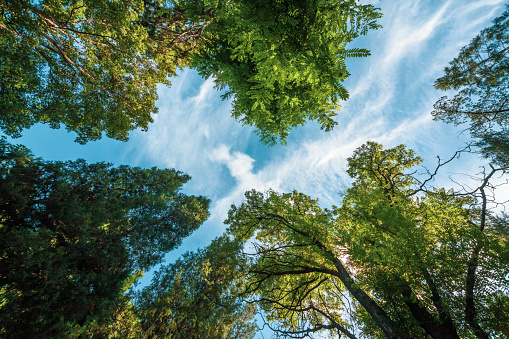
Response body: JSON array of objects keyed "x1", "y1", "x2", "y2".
[
  {"x1": 192, "y1": 0, "x2": 382, "y2": 145},
  {"x1": 1, "y1": 0, "x2": 381, "y2": 145},
  {"x1": 432, "y1": 4, "x2": 509, "y2": 166},
  {"x1": 135, "y1": 236, "x2": 257, "y2": 339},
  {"x1": 0, "y1": 0, "x2": 213, "y2": 143},
  {"x1": 6, "y1": 2, "x2": 509, "y2": 338},
  {"x1": 0, "y1": 138, "x2": 210, "y2": 337},
  {"x1": 225, "y1": 142, "x2": 509, "y2": 338}
]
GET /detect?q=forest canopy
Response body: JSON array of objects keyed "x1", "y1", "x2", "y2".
[
  {"x1": 0, "y1": 138, "x2": 210, "y2": 337},
  {"x1": 1, "y1": 2, "x2": 508, "y2": 339},
  {"x1": 0, "y1": 0, "x2": 214, "y2": 143},
  {"x1": 0, "y1": 0, "x2": 381, "y2": 144}
]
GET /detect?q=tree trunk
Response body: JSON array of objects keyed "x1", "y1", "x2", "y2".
[
  {"x1": 329, "y1": 256, "x2": 411, "y2": 339},
  {"x1": 400, "y1": 283, "x2": 460, "y2": 339}
]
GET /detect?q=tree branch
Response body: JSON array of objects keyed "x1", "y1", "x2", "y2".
[{"x1": 253, "y1": 211, "x2": 410, "y2": 339}]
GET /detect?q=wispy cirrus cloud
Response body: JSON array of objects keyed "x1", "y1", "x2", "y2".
[
  {"x1": 132, "y1": 0, "x2": 506, "y2": 257},
  {"x1": 203, "y1": 0, "x2": 506, "y2": 222}
]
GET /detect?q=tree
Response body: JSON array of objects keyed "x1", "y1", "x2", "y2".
[
  {"x1": 193, "y1": 0, "x2": 382, "y2": 145},
  {"x1": 0, "y1": 0, "x2": 214, "y2": 143},
  {"x1": 0, "y1": 138, "x2": 210, "y2": 337},
  {"x1": 225, "y1": 142, "x2": 509, "y2": 338},
  {"x1": 135, "y1": 236, "x2": 257, "y2": 339},
  {"x1": 432, "y1": 5, "x2": 509, "y2": 166}
]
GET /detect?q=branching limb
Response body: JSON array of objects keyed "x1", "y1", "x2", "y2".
[{"x1": 408, "y1": 144, "x2": 473, "y2": 196}]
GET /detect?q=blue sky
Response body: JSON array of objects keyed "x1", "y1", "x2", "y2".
[{"x1": 9, "y1": 0, "x2": 506, "y2": 318}]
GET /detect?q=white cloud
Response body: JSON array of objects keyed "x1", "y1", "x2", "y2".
[
  {"x1": 382, "y1": 1, "x2": 451, "y2": 66},
  {"x1": 209, "y1": 145, "x2": 276, "y2": 211},
  {"x1": 206, "y1": 0, "x2": 506, "y2": 210},
  {"x1": 131, "y1": 0, "x2": 506, "y2": 264},
  {"x1": 210, "y1": 145, "x2": 255, "y2": 179},
  {"x1": 129, "y1": 69, "x2": 255, "y2": 197}
]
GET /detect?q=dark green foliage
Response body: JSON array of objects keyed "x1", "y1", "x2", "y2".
[
  {"x1": 135, "y1": 236, "x2": 257, "y2": 339},
  {"x1": 433, "y1": 5, "x2": 509, "y2": 166},
  {"x1": 0, "y1": 138, "x2": 209, "y2": 337},
  {"x1": 474, "y1": 129, "x2": 509, "y2": 167},
  {"x1": 192, "y1": 0, "x2": 382, "y2": 145}
]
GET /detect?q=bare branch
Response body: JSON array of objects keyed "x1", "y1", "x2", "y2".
[{"x1": 408, "y1": 144, "x2": 473, "y2": 196}]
